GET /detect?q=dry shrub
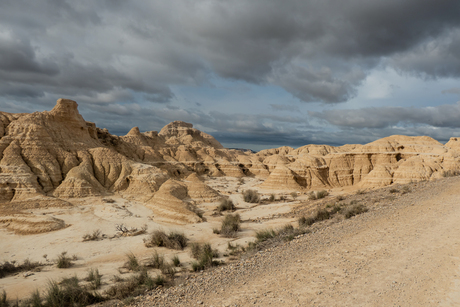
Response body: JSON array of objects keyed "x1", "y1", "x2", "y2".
[
  {"x1": 242, "y1": 190, "x2": 260, "y2": 203},
  {"x1": 190, "y1": 243, "x2": 219, "y2": 271},
  {"x1": 82, "y1": 229, "x2": 101, "y2": 241},
  {"x1": 56, "y1": 252, "x2": 73, "y2": 269},
  {"x1": 344, "y1": 204, "x2": 368, "y2": 219},
  {"x1": 0, "y1": 259, "x2": 41, "y2": 279},
  {"x1": 105, "y1": 270, "x2": 164, "y2": 300},
  {"x1": 308, "y1": 190, "x2": 329, "y2": 200},
  {"x1": 220, "y1": 214, "x2": 241, "y2": 238},
  {"x1": 217, "y1": 198, "x2": 235, "y2": 212},
  {"x1": 45, "y1": 277, "x2": 103, "y2": 307},
  {"x1": 144, "y1": 230, "x2": 188, "y2": 250}
]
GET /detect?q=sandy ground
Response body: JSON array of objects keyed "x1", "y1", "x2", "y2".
[
  {"x1": 129, "y1": 177, "x2": 460, "y2": 306},
  {"x1": 0, "y1": 177, "x2": 299, "y2": 301}
]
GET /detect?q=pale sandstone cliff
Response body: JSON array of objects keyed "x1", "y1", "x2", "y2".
[{"x1": 0, "y1": 99, "x2": 459, "y2": 228}]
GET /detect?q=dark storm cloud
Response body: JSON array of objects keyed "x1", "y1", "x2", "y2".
[
  {"x1": 1, "y1": 0, "x2": 460, "y2": 107},
  {"x1": 309, "y1": 102, "x2": 460, "y2": 129},
  {"x1": 443, "y1": 88, "x2": 460, "y2": 95}
]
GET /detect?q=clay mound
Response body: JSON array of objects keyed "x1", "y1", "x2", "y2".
[
  {"x1": 259, "y1": 165, "x2": 303, "y2": 191},
  {"x1": 358, "y1": 164, "x2": 394, "y2": 188},
  {"x1": 393, "y1": 156, "x2": 443, "y2": 184},
  {"x1": 183, "y1": 173, "x2": 221, "y2": 202},
  {"x1": 356, "y1": 135, "x2": 446, "y2": 155},
  {"x1": 0, "y1": 215, "x2": 66, "y2": 234},
  {"x1": 159, "y1": 121, "x2": 224, "y2": 149},
  {"x1": 292, "y1": 144, "x2": 337, "y2": 156},
  {"x1": 257, "y1": 146, "x2": 293, "y2": 156},
  {"x1": 445, "y1": 137, "x2": 460, "y2": 154},
  {"x1": 122, "y1": 164, "x2": 169, "y2": 201},
  {"x1": 147, "y1": 179, "x2": 202, "y2": 224}
]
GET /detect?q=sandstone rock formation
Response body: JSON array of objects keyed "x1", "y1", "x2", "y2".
[{"x1": 0, "y1": 99, "x2": 460, "y2": 231}]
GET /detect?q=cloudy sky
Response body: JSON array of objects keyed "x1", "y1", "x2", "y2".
[{"x1": 1, "y1": 0, "x2": 460, "y2": 150}]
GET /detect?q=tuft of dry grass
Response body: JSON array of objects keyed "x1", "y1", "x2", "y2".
[{"x1": 56, "y1": 252, "x2": 73, "y2": 269}]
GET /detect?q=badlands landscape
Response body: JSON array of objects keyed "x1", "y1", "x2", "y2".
[{"x1": 1, "y1": 99, "x2": 460, "y2": 306}]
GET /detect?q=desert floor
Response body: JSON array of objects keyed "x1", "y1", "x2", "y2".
[
  {"x1": 0, "y1": 177, "x2": 302, "y2": 301},
  {"x1": 126, "y1": 176, "x2": 460, "y2": 307}
]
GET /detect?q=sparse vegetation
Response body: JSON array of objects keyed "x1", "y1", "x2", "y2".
[
  {"x1": 290, "y1": 192, "x2": 298, "y2": 199},
  {"x1": 146, "y1": 251, "x2": 164, "y2": 270},
  {"x1": 115, "y1": 224, "x2": 147, "y2": 237},
  {"x1": 190, "y1": 243, "x2": 220, "y2": 271},
  {"x1": 44, "y1": 277, "x2": 103, "y2": 307},
  {"x1": 344, "y1": 204, "x2": 368, "y2": 219},
  {"x1": 144, "y1": 230, "x2": 188, "y2": 250},
  {"x1": 269, "y1": 194, "x2": 275, "y2": 202},
  {"x1": 0, "y1": 290, "x2": 7, "y2": 307},
  {"x1": 299, "y1": 201, "x2": 368, "y2": 227},
  {"x1": 82, "y1": 229, "x2": 102, "y2": 242},
  {"x1": 308, "y1": 190, "x2": 329, "y2": 200},
  {"x1": 255, "y1": 229, "x2": 277, "y2": 242},
  {"x1": 56, "y1": 252, "x2": 73, "y2": 269},
  {"x1": 124, "y1": 253, "x2": 141, "y2": 272},
  {"x1": 86, "y1": 268, "x2": 102, "y2": 290},
  {"x1": 0, "y1": 259, "x2": 42, "y2": 279},
  {"x1": 441, "y1": 169, "x2": 460, "y2": 177},
  {"x1": 242, "y1": 189, "x2": 260, "y2": 203},
  {"x1": 217, "y1": 198, "x2": 235, "y2": 212},
  {"x1": 401, "y1": 186, "x2": 411, "y2": 194},
  {"x1": 26, "y1": 289, "x2": 42, "y2": 307},
  {"x1": 171, "y1": 255, "x2": 181, "y2": 267},
  {"x1": 105, "y1": 270, "x2": 164, "y2": 300},
  {"x1": 250, "y1": 224, "x2": 311, "y2": 253},
  {"x1": 389, "y1": 188, "x2": 399, "y2": 193},
  {"x1": 356, "y1": 189, "x2": 365, "y2": 195},
  {"x1": 219, "y1": 214, "x2": 241, "y2": 237}
]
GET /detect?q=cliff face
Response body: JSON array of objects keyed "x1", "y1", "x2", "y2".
[{"x1": 1, "y1": 99, "x2": 459, "y2": 217}]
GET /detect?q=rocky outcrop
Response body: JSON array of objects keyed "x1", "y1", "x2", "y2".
[{"x1": 1, "y1": 98, "x2": 460, "y2": 222}]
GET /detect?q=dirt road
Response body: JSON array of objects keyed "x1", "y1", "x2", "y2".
[{"x1": 130, "y1": 177, "x2": 460, "y2": 306}]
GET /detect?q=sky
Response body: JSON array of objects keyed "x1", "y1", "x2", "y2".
[{"x1": 1, "y1": 0, "x2": 460, "y2": 151}]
